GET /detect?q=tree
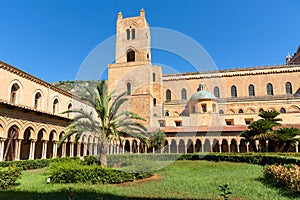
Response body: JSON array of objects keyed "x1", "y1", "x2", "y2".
[
  {"x1": 275, "y1": 127, "x2": 300, "y2": 152},
  {"x1": 61, "y1": 81, "x2": 148, "y2": 167},
  {"x1": 149, "y1": 129, "x2": 166, "y2": 151},
  {"x1": 258, "y1": 110, "x2": 282, "y2": 125}
]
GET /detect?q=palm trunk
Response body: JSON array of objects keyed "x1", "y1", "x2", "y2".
[{"x1": 99, "y1": 140, "x2": 108, "y2": 167}]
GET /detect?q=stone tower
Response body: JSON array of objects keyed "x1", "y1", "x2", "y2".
[{"x1": 108, "y1": 9, "x2": 163, "y2": 127}]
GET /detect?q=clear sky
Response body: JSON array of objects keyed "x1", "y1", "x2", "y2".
[{"x1": 0, "y1": 0, "x2": 299, "y2": 83}]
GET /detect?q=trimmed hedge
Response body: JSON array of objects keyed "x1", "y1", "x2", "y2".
[
  {"x1": 0, "y1": 166, "x2": 22, "y2": 189},
  {"x1": 264, "y1": 164, "x2": 300, "y2": 192},
  {"x1": 48, "y1": 159, "x2": 153, "y2": 184}
]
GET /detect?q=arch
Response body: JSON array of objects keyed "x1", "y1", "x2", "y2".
[
  {"x1": 46, "y1": 131, "x2": 55, "y2": 158},
  {"x1": 187, "y1": 139, "x2": 193, "y2": 153},
  {"x1": 239, "y1": 139, "x2": 247, "y2": 153},
  {"x1": 34, "y1": 129, "x2": 45, "y2": 159},
  {"x1": 280, "y1": 107, "x2": 286, "y2": 113},
  {"x1": 165, "y1": 111, "x2": 169, "y2": 117},
  {"x1": 170, "y1": 139, "x2": 177, "y2": 153},
  {"x1": 195, "y1": 139, "x2": 202, "y2": 152},
  {"x1": 204, "y1": 139, "x2": 210, "y2": 152},
  {"x1": 33, "y1": 90, "x2": 43, "y2": 110},
  {"x1": 286, "y1": 82, "x2": 292, "y2": 94},
  {"x1": 132, "y1": 139, "x2": 138, "y2": 153},
  {"x1": 214, "y1": 86, "x2": 220, "y2": 98},
  {"x1": 238, "y1": 109, "x2": 244, "y2": 114},
  {"x1": 259, "y1": 108, "x2": 264, "y2": 113},
  {"x1": 181, "y1": 88, "x2": 187, "y2": 100},
  {"x1": 178, "y1": 139, "x2": 185, "y2": 153},
  {"x1": 4, "y1": 125, "x2": 20, "y2": 161},
  {"x1": 20, "y1": 127, "x2": 33, "y2": 160},
  {"x1": 248, "y1": 84, "x2": 255, "y2": 96},
  {"x1": 87, "y1": 135, "x2": 93, "y2": 155},
  {"x1": 230, "y1": 139, "x2": 238, "y2": 152},
  {"x1": 212, "y1": 139, "x2": 220, "y2": 152},
  {"x1": 124, "y1": 140, "x2": 130, "y2": 152},
  {"x1": 52, "y1": 98, "x2": 59, "y2": 115},
  {"x1": 10, "y1": 83, "x2": 20, "y2": 104},
  {"x1": 267, "y1": 83, "x2": 273, "y2": 95},
  {"x1": 166, "y1": 89, "x2": 171, "y2": 102},
  {"x1": 228, "y1": 109, "x2": 235, "y2": 114},
  {"x1": 66, "y1": 103, "x2": 73, "y2": 118},
  {"x1": 57, "y1": 132, "x2": 65, "y2": 157},
  {"x1": 219, "y1": 110, "x2": 224, "y2": 114},
  {"x1": 221, "y1": 139, "x2": 229, "y2": 152},
  {"x1": 127, "y1": 49, "x2": 135, "y2": 62},
  {"x1": 288, "y1": 105, "x2": 300, "y2": 113},
  {"x1": 139, "y1": 141, "x2": 146, "y2": 153},
  {"x1": 126, "y1": 82, "x2": 131, "y2": 95},
  {"x1": 163, "y1": 140, "x2": 169, "y2": 153},
  {"x1": 247, "y1": 108, "x2": 256, "y2": 114},
  {"x1": 231, "y1": 85, "x2": 237, "y2": 98}
]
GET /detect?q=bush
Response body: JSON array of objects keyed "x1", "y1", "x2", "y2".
[
  {"x1": 82, "y1": 155, "x2": 99, "y2": 165},
  {"x1": 48, "y1": 159, "x2": 153, "y2": 184},
  {"x1": 264, "y1": 164, "x2": 300, "y2": 192},
  {"x1": 0, "y1": 166, "x2": 22, "y2": 189}
]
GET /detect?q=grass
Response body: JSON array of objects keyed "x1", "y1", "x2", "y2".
[{"x1": 1, "y1": 160, "x2": 299, "y2": 200}]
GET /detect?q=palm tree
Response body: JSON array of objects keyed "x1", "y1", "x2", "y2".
[
  {"x1": 149, "y1": 129, "x2": 166, "y2": 151},
  {"x1": 61, "y1": 81, "x2": 148, "y2": 167},
  {"x1": 258, "y1": 110, "x2": 282, "y2": 125},
  {"x1": 275, "y1": 127, "x2": 300, "y2": 152}
]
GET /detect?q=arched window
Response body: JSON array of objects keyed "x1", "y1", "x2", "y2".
[
  {"x1": 53, "y1": 99, "x2": 59, "y2": 114},
  {"x1": 181, "y1": 88, "x2": 187, "y2": 100},
  {"x1": 166, "y1": 89, "x2": 171, "y2": 102},
  {"x1": 126, "y1": 29, "x2": 130, "y2": 40},
  {"x1": 34, "y1": 92, "x2": 42, "y2": 110},
  {"x1": 67, "y1": 103, "x2": 72, "y2": 117},
  {"x1": 127, "y1": 49, "x2": 135, "y2": 62},
  {"x1": 280, "y1": 107, "x2": 286, "y2": 113},
  {"x1": 10, "y1": 83, "x2": 20, "y2": 104},
  {"x1": 153, "y1": 98, "x2": 156, "y2": 107},
  {"x1": 231, "y1": 85, "x2": 237, "y2": 98},
  {"x1": 165, "y1": 111, "x2": 169, "y2": 116},
  {"x1": 286, "y1": 82, "x2": 292, "y2": 94},
  {"x1": 219, "y1": 110, "x2": 224, "y2": 114},
  {"x1": 248, "y1": 84, "x2": 255, "y2": 96},
  {"x1": 267, "y1": 83, "x2": 273, "y2": 95},
  {"x1": 153, "y1": 73, "x2": 156, "y2": 82},
  {"x1": 131, "y1": 28, "x2": 135, "y2": 39},
  {"x1": 259, "y1": 108, "x2": 264, "y2": 113},
  {"x1": 238, "y1": 109, "x2": 244, "y2": 114},
  {"x1": 127, "y1": 82, "x2": 131, "y2": 95},
  {"x1": 214, "y1": 86, "x2": 220, "y2": 98}
]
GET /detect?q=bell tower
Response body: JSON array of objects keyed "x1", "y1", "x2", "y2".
[
  {"x1": 108, "y1": 9, "x2": 163, "y2": 127},
  {"x1": 115, "y1": 9, "x2": 151, "y2": 63}
]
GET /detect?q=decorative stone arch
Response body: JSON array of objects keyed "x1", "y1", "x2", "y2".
[
  {"x1": 186, "y1": 139, "x2": 193, "y2": 153},
  {"x1": 132, "y1": 139, "x2": 138, "y2": 153},
  {"x1": 48, "y1": 128, "x2": 59, "y2": 142},
  {"x1": 204, "y1": 139, "x2": 210, "y2": 152},
  {"x1": 170, "y1": 139, "x2": 177, "y2": 153},
  {"x1": 32, "y1": 89, "x2": 44, "y2": 110},
  {"x1": 267, "y1": 107, "x2": 276, "y2": 112},
  {"x1": 246, "y1": 108, "x2": 256, "y2": 114},
  {"x1": 124, "y1": 139, "x2": 131, "y2": 153},
  {"x1": 173, "y1": 111, "x2": 180, "y2": 117},
  {"x1": 230, "y1": 138, "x2": 238, "y2": 152},
  {"x1": 227, "y1": 109, "x2": 235, "y2": 114},
  {"x1": 66, "y1": 101, "x2": 73, "y2": 118},
  {"x1": 288, "y1": 105, "x2": 300, "y2": 113},
  {"x1": 22, "y1": 123, "x2": 37, "y2": 140},
  {"x1": 126, "y1": 47, "x2": 136, "y2": 62},
  {"x1": 20, "y1": 126, "x2": 34, "y2": 160},
  {"x1": 4, "y1": 125, "x2": 20, "y2": 161},
  {"x1": 46, "y1": 130, "x2": 56, "y2": 158},
  {"x1": 35, "y1": 128, "x2": 46, "y2": 159},
  {"x1": 195, "y1": 138, "x2": 202, "y2": 152},
  {"x1": 212, "y1": 138, "x2": 220, "y2": 152},
  {"x1": 8, "y1": 79, "x2": 23, "y2": 104},
  {"x1": 6, "y1": 121, "x2": 23, "y2": 139}
]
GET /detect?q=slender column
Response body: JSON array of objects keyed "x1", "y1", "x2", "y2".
[
  {"x1": 0, "y1": 139, "x2": 5, "y2": 161},
  {"x1": 210, "y1": 143, "x2": 213, "y2": 152},
  {"x1": 77, "y1": 142, "x2": 81, "y2": 157},
  {"x1": 83, "y1": 143, "x2": 87, "y2": 156},
  {"x1": 145, "y1": 146, "x2": 147, "y2": 153},
  {"x1": 237, "y1": 142, "x2": 240, "y2": 153},
  {"x1": 70, "y1": 143, "x2": 74, "y2": 157},
  {"x1": 129, "y1": 142, "x2": 132, "y2": 154},
  {"x1": 137, "y1": 143, "x2": 140, "y2": 154},
  {"x1": 116, "y1": 145, "x2": 119, "y2": 154},
  {"x1": 15, "y1": 139, "x2": 21, "y2": 160},
  {"x1": 52, "y1": 142, "x2": 57, "y2": 158},
  {"x1": 184, "y1": 143, "x2": 187, "y2": 154},
  {"x1": 228, "y1": 142, "x2": 231, "y2": 153},
  {"x1": 219, "y1": 144, "x2": 222, "y2": 153},
  {"x1": 42, "y1": 141, "x2": 48, "y2": 159},
  {"x1": 122, "y1": 144, "x2": 125, "y2": 154},
  {"x1": 153, "y1": 147, "x2": 155, "y2": 153},
  {"x1": 168, "y1": 144, "x2": 170, "y2": 154},
  {"x1": 201, "y1": 142, "x2": 205, "y2": 152},
  {"x1": 176, "y1": 143, "x2": 179, "y2": 154},
  {"x1": 93, "y1": 144, "x2": 97, "y2": 155},
  {"x1": 246, "y1": 142, "x2": 249, "y2": 153},
  {"x1": 193, "y1": 144, "x2": 195, "y2": 153},
  {"x1": 30, "y1": 140, "x2": 36, "y2": 160},
  {"x1": 255, "y1": 140, "x2": 259, "y2": 152},
  {"x1": 89, "y1": 143, "x2": 93, "y2": 155},
  {"x1": 296, "y1": 142, "x2": 299, "y2": 153}
]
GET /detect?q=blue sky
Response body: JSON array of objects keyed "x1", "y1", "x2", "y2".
[{"x1": 0, "y1": 0, "x2": 299, "y2": 83}]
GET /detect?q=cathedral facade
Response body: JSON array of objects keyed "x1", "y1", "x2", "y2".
[{"x1": 0, "y1": 10, "x2": 300, "y2": 161}]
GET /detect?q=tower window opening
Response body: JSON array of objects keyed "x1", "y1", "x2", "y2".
[
  {"x1": 131, "y1": 28, "x2": 135, "y2": 39},
  {"x1": 127, "y1": 49, "x2": 135, "y2": 62}
]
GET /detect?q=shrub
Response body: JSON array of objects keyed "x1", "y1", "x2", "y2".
[
  {"x1": 263, "y1": 164, "x2": 300, "y2": 192},
  {"x1": 48, "y1": 159, "x2": 153, "y2": 184},
  {"x1": 82, "y1": 155, "x2": 99, "y2": 165},
  {"x1": 0, "y1": 166, "x2": 22, "y2": 189}
]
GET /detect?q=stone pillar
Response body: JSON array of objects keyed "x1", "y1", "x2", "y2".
[
  {"x1": 237, "y1": 142, "x2": 240, "y2": 153},
  {"x1": 129, "y1": 142, "x2": 132, "y2": 154},
  {"x1": 77, "y1": 142, "x2": 81, "y2": 157},
  {"x1": 30, "y1": 140, "x2": 36, "y2": 160},
  {"x1": 219, "y1": 144, "x2": 222, "y2": 153},
  {"x1": 122, "y1": 144, "x2": 125, "y2": 154},
  {"x1": 176, "y1": 143, "x2": 179, "y2": 154},
  {"x1": 15, "y1": 139, "x2": 21, "y2": 160},
  {"x1": 255, "y1": 140, "x2": 259, "y2": 152},
  {"x1": 0, "y1": 139, "x2": 5, "y2": 161},
  {"x1": 137, "y1": 143, "x2": 140, "y2": 154},
  {"x1": 168, "y1": 144, "x2": 170, "y2": 154},
  {"x1": 246, "y1": 142, "x2": 249, "y2": 153},
  {"x1": 184, "y1": 143, "x2": 187, "y2": 154},
  {"x1": 52, "y1": 142, "x2": 57, "y2": 158},
  {"x1": 193, "y1": 144, "x2": 195, "y2": 153},
  {"x1": 201, "y1": 142, "x2": 205, "y2": 152},
  {"x1": 83, "y1": 143, "x2": 87, "y2": 156},
  {"x1": 70, "y1": 143, "x2": 74, "y2": 157},
  {"x1": 152, "y1": 147, "x2": 155, "y2": 153},
  {"x1": 42, "y1": 141, "x2": 48, "y2": 159},
  {"x1": 145, "y1": 146, "x2": 147, "y2": 153},
  {"x1": 296, "y1": 142, "x2": 299, "y2": 153},
  {"x1": 228, "y1": 142, "x2": 231, "y2": 153}
]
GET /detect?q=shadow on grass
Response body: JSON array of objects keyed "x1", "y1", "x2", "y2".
[
  {"x1": 0, "y1": 190, "x2": 212, "y2": 200},
  {"x1": 256, "y1": 177, "x2": 300, "y2": 199}
]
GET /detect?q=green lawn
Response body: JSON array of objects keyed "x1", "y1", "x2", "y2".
[{"x1": 1, "y1": 160, "x2": 299, "y2": 200}]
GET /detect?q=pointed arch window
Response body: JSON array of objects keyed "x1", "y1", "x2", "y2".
[
  {"x1": 280, "y1": 107, "x2": 286, "y2": 113},
  {"x1": 286, "y1": 82, "x2": 292, "y2": 94},
  {"x1": 248, "y1": 84, "x2": 255, "y2": 96},
  {"x1": 126, "y1": 29, "x2": 130, "y2": 40},
  {"x1": 53, "y1": 98, "x2": 59, "y2": 115},
  {"x1": 231, "y1": 85, "x2": 237, "y2": 98},
  {"x1": 127, "y1": 82, "x2": 131, "y2": 95},
  {"x1": 219, "y1": 110, "x2": 224, "y2": 114},
  {"x1": 181, "y1": 88, "x2": 187, "y2": 100},
  {"x1": 10, "y1": 83, "x2": 20, "y2": 104},
  {"x1": 214, "y1": 86, "x2": 220, "y2": 98},
  {"x1": 166, "y1": 89, "x2": 171, "y2": 102},
  {"x1": 238, "y1": 109, "x2": 244, "y2": 114},
  {"x1": 127, "y1": 49, "x2": 135, "y2": 62},
  {"x1": 267, "y1": 83, "x2": 273, "y2": 95},
  {"x1": 67, "y1": 103, "x2": 72, "y2": 117},
  {"x1": 153, "y1": 98, "x2": 156, "y2": 107},
  {"x1": 34, "y1": 92, "x2": 42, "y2": 110}
]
